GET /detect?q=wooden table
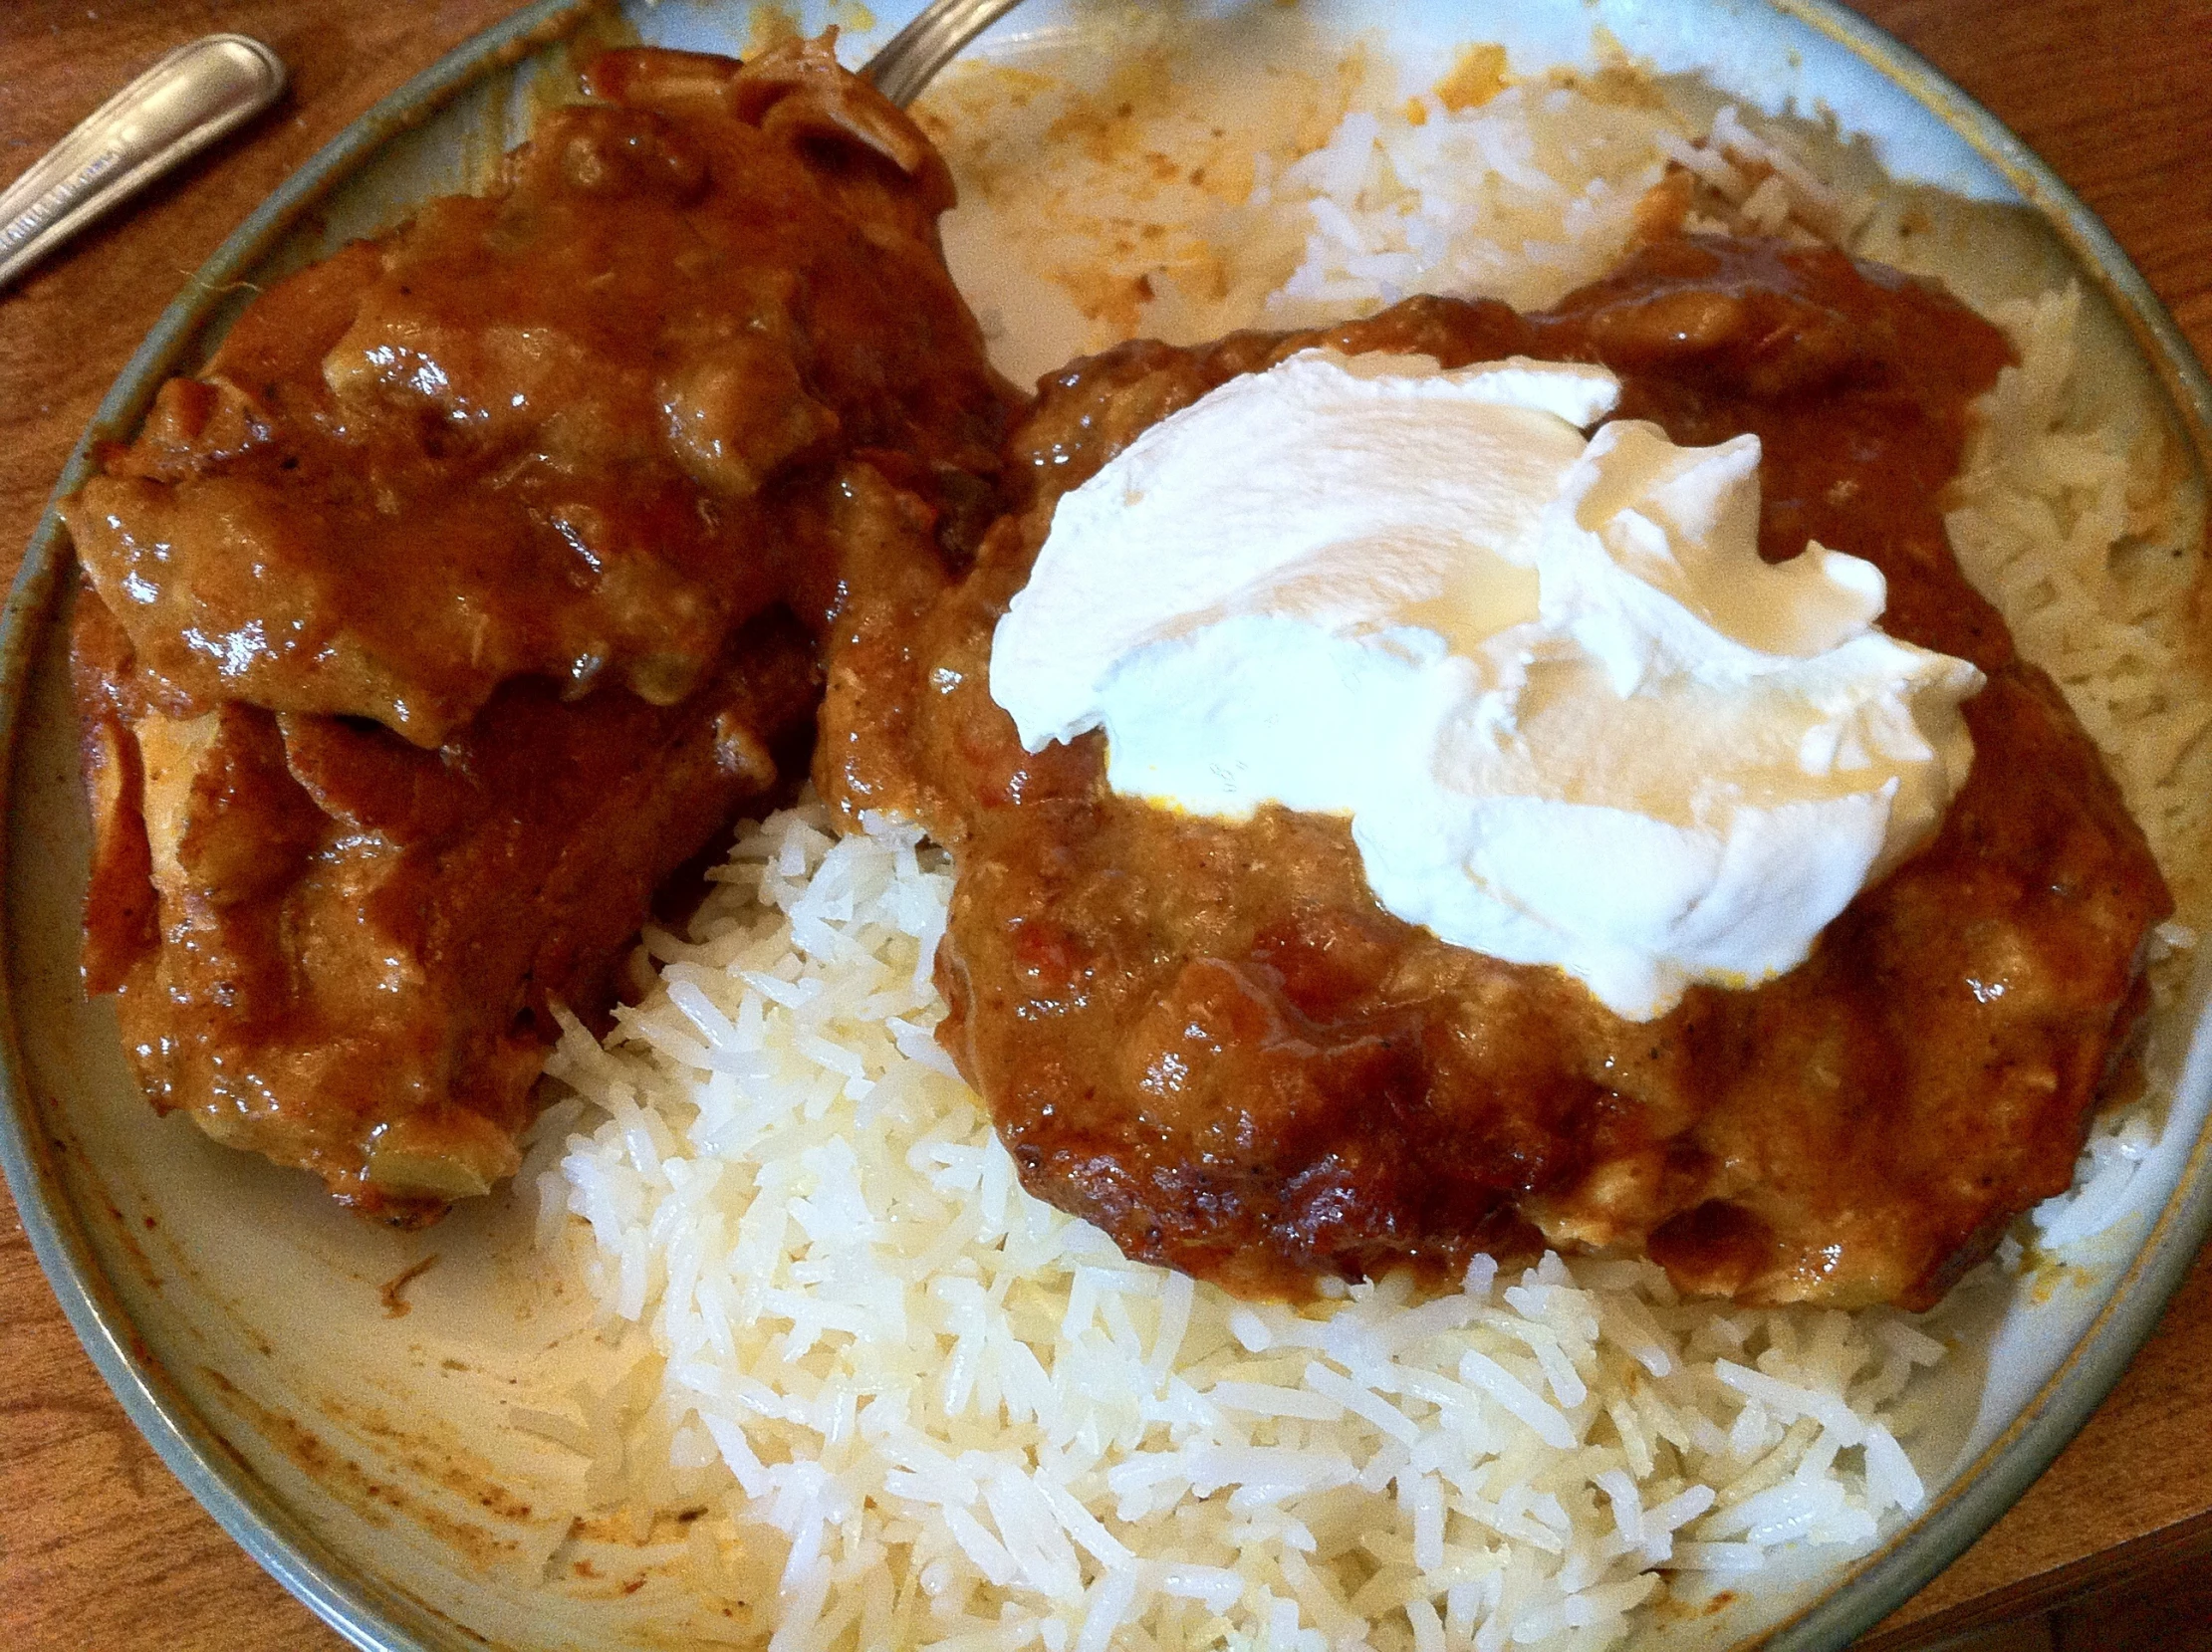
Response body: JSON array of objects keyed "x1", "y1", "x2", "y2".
[{"x1": 2, "y1": 3, "x2": 2208, "y2": 1648}]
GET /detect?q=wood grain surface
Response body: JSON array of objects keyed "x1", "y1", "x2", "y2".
[{"x1": 2, "y1": 3, "x2": 2209, "y2": 1649}]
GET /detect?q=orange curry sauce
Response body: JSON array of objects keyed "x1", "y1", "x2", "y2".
[
  {"x1": 66, "y1": 42, "x2": 1012, "y2": 1219},
  {"x1": 822, "y1": 236, "x2": 2171, "y2": 1310}
]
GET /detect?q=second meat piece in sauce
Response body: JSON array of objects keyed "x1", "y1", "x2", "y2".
[
  {"x1": 821, "y1": 234, "x2": 2171, "y2": 1310},
  {"x1": 67, "y1": 41, "x2": 1014, "y2": 1220}
]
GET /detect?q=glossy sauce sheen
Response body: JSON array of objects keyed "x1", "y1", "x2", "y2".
[
  {"x1": 822, "y1": 237, "x2": 2173, "y2": 1309},
  {"x1": 67, "y1": 43, "x2": 1011, "y2": 1219}
]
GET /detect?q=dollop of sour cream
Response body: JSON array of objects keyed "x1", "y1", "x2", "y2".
[{"x1": 990, "y1": 350, "x2": 1984, "y2": 1020}]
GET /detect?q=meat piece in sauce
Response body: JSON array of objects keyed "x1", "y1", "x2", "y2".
[
  {"x1": 821, "y1": 235, "x2": 2172, "y2": 1310},
  {"x1": 66, "y1": 40, "x2": 1013, "y2": 1221}
]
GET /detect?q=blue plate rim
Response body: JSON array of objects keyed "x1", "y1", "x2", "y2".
[{"x1": 0, "y1": 3, "x2": 2204, "y2": 1649}]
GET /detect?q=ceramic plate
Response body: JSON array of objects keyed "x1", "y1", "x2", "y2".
[{"x1": 4, "y1": 3, "x2": 2209, "y2": 1649}]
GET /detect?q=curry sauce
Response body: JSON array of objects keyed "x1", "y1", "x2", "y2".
[
  {"x1": 822, "y1": 236, "x2": 2172, "y2": 1309},
  {"x1": 66, "y1": 41, "x2": 1012, "y2": 1219}
]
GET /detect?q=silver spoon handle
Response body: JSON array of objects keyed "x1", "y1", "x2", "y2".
[
  {"x1": 0, "y1": 34, "x2": 286, "y2": 292},
  {"x1": 863, "y1": 0, "x2": 1030, "y2": 107}
]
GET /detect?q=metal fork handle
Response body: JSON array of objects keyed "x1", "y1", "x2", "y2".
[
  {"x1": 0, "y1": 34, "x2": 286, "y2": 293},
  {"x1": 863, "y1": 0, "x2": 1031, "y2": 108}
]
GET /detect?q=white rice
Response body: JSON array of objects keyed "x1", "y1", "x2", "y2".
[
  {"x1": 533, "y1": 43, "x2": 2207, "y2": 1652},
  {"x1": 1249, "y1": 88, "x2": 1867, "y2": 330},
  {"x1": 539, "y1": 808, "x2": 1943, "y2": 1651}
]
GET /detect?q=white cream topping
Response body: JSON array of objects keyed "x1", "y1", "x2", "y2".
[{"x1": 990, "y1": 350, "x2": 1984, "y2": 1020}]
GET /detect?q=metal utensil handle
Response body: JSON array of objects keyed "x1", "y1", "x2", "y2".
[
  {"x1": 863, "y1": 0, "x2": 1030, "y2": 108},
  {"x1": 0, "y1": 33, "x2": 286, "y2": 292}
]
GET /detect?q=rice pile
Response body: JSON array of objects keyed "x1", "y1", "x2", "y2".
[
  {"x1": 532, "y1": 39, "x2": 2208, "y2": 1652},
  {"x1": 1943, "y1": 283, "x2": 2212, "y2": 909},
  {"x1": 539, "y1": 809, "x2": 1943, "y2": 1651},
  {"x1": 1228, "y1": 92, "x2": 1867, "y2": 333}
]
